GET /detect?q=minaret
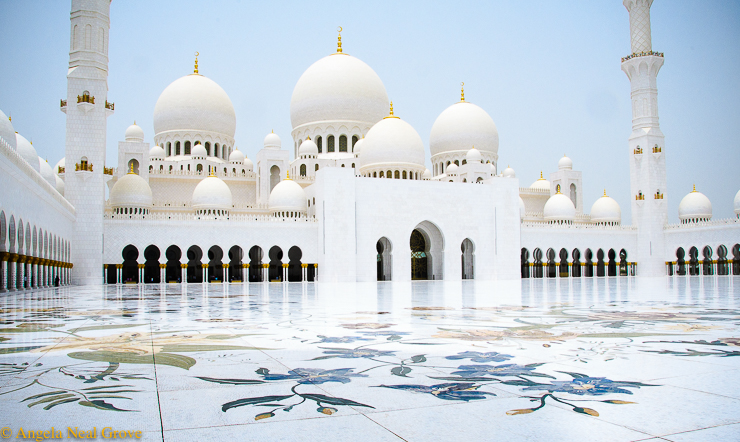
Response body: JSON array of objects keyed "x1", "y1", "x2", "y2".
[
  {"x1": 621, "y1": 0, "x2": 667, "y2": 276},
  {"x1": 63, "y1": 0, "x2": 113, "y2": 285}
]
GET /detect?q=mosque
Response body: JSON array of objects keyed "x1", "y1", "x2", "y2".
[{"x1": 0, "y1": 0, "x2": 738, "y2": 290}]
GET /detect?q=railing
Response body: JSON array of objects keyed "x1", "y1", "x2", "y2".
[
  {"x1": 58, "y1": 166, "x2": 65, "y2": 174},
  {"x1": 654, "y1": 192, "x2": 663, "y2": 200},
  {"x1": 105, "y1": 101, "x2": 114, "y2": 111},
  {"x1": 148, "y1": 167, "x2": 257, "y2": 179},
  {"x1": 103, "y1": 167, "x2": 114, "y2": 175},
  {"x1": 622, "y1": 51, "x2": 664, "y2": 62},
  {"x1": 652, "y1": 146, "x2": 661, "y2": 153},
  {"x1": 75, "y1": 162, "x2": 93, "y2": 172},
  {"x1": 105, "y1": 211, "x2": 317, "y2": 223},
  {"x1": 664, "y1": 218, "x2": 739, "y2": 230},
  {"x1": 77, "y1": 94, "x2": 94, "y2": 104},
  {"x1": 635, "y1": 193, "x2": 645, "y2": 200},
  {"x1": 633, "y1": 147, "x2": 642, "y2": 154},
  {"x1": 150, "y1": 201, "x2": 270, "y2": 211},
  {"x1": 519, "y1": 187, "x2": 550, "y2": 194},
  {"x1": 60, "y1": 100, "x2": 67, "y2": 108},
  {"x1": 522, "y1": 221, "x2": 636, "y2": 231}
]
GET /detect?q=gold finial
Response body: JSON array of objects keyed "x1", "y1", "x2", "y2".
[
  {"x1": 287, "y1": 170, "x2": 291, "y2": 180},
  {"x1": 603, "y1": 189, "x2": 607, "y2": 197},
  {"x1": 337, "y1": 26, "x2": 343, "y2": 53},
  {"x1": 128, "y1": 163, "x2": 135, "y2": 174},
  {"x1": 209, "y1": 168, "x2": 216, "y2": 177},
  {"x1": 556, "y1": 184, "x2": 561, "y2": 194},
  {"x1": 271, "y1": 129, "x2": 274, "y2": 133},
  {"x1": 306, "y1": 135, "x2": 311, "y2": 141},
  {"x1": 540, "y1": 171, "x2": 543, "y2": 179},
  {"x1": 692, "y1": 184, "x2": 696, "y2": 192},
  {"x1": 384, "y1": 101, "x2": 400, "y2": 119},
  {"x1": 7, "y1": 114, "x2": 10, "y2": 122},
  {"x1": 194, "y1": 51, "x2": 199, "y2": 74},
  {"x1": 460, "y1": 82, "x2": 465, "y2": 102}
]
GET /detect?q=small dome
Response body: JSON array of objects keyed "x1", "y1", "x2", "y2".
[
  {"x1": 465, "y1": 146, "x2": 482, "y2": 164},
  {"x1": 268, "y1": 177, "x2": 308, "y2": 215},
  {"x1": 543, "y1": 192, "x2": 576, "y2": 222},
  {"x1": 243, "y1": 156, "x2": 254, "y2": 172},
  {"x1": 191, "y1": 143, "x2": 207, "y2": 158},
  {"x1": 503, "y1": 165, "x2": 516, "y2": 178},
  {"x1": 38, "y1": 157, "x2": 56, "y2": 188},
  {"x1": 264, "y1": 132, "x2": 281, "y2": 149},
  {"x1": 446, "y1": 163, "x2": 459, "y2": 175},
  {"x1": 422, "y1": 168, "x2": 431, "y2": 180},
  {"x1": 0, "y1": 109, "x2": 16, "y2": 150},
  {"x1": 125, "y1": 122, "x2": 144, "y2": 142},
  {"x1": 678, "y1": 186, "x2": 712, "y2": 222},
  {"x1": 16, "y1": 133, "x2": 39, "y2": 172},
  {"x1": 590, "y1": 191, "x2": 621, "y2": 224},
  {"x1": 192, "y1": 174, "x2": 232, "y2": 211},
  {"x1": 530, "y1": 172, "x2": 550, "y2": 190},
  {"x1": 229, "y1": 148, "x2": 245, "y2": 163},
  {"x1": 519, "y1": 196, "x2": 526, "y2": 218},
  {"x1": 54, "y1": 157, "x2": 65, "y2": 176},
  {"x1": 429, "y1": 101, "x2": 499, "y2": 158},
  {"x1": 290, "y1": 53, "x2": 389, "y2": 130},
  {"x1": 54, "y1": 175, "x2": 64, "y2": 196},
  {"x1": 734, "y1": 189, "x2": 740, "y2": 217},
  {"x1": 153, "y1": 73, "x2": 236, "y2": 139},
  {"x1": 360, "y1": 112, "x2": 425, "y2": 171},
  {"x1": 558, "y1": 155, "x2": 573, "y2": 170},
  {"x1": 298, "y1": 138, "x2": 319, "y2": 157},
  {"x1": 353, "y1": 137, "x2": 365, "y2": 156},
  {"x1": 109, "y1": 170, "x2": 153, "y2": 208},
  {"x1": 149, "y1": 145, "x2": 165, "y2": 159}
]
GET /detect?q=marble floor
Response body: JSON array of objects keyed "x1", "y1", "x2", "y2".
[{"x1": 0, "y1": 277, "x2": 739, "y2": 441}]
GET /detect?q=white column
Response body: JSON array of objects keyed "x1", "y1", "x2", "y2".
[
  {"x1": 0, "y1": 259, "x2": 7, "y2": 292},
  {"x1": 242, "y1": 264, "x2": 247, "y2": 282},
  {"x1": 160, "y1": 265, "x2": 166, "y2": 283},
  {"x1": 181, "y1": 264, "x2": 187, "y2": 284},
  {"x1": 103, "y1": 265, "x2": 108, "y2": 285},
  {"x1": 204, "y1": 264, "x2": 209, "y2": 283},
  {"x1": 262, "y1": 264, "x2": 268, "y2": 282},
  {"x1": 116, "y1": 265, "x2": 122, "y2": 284},
  {"x1": 282, "y1": 264, "x2": 287, "y2": 282},
  {"x1": 19, "y1": 259, "x2": 26, "y2": 289}
]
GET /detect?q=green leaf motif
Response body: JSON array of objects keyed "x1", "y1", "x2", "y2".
[
  {"x1": 44, "y1": 397, "x2": 79, "y2": 410},
  {"x1": 255, "y1": 368, "x2": 270, "y2": 375},
  {"x1": 27, "y1": 393, "x2": 76, "y2": 408},
  {"x1": 411, "y1": 355, "x2": 426, "y2": 363},
  {"x1": 78, "y1": 399, "x2": 135, "y2": 412},
  {"x1": 195, "y1": 376, "x2": 265, "y2": 385},
  {"x1": 391, "y1": 366, "x2": 412, "y2": 377},
  {"x1": 299, "y1": 393, "x2": 374, "y2": 408},
  {"x1": 68, "y1": 351, "x2": 195, "y2": 370},
  {"x1": 222, "y1": 395, "x2": 295, "y2": 412},
  {"x1": 23, "y1": 390, "x2": 69, "y2": 401}
]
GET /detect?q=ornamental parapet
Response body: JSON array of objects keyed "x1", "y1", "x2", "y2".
[
  {"x1": 75, "y1": 162, "x2": 93, "y2": 172},
  {"x1": 664, "y1": 218, "x2": 740, "y2": 230},
  {"x1": 105, "y1": 101, "x2": 115, "y2": 111},
  {"x1": 148, "y1": 167, "x2": 257, "y2": 180},
  {"x1": 621, "y1": 51, "x2": 664, "y2": 62},
  {"x1": 105, "y1": 211, "x2": 317, "y2": 223},
  {"x1": 103, "y1": 167, "x2": 114, "y2": 175},
  {"x1": 77, "y1": 93, "x2": 95, "y2": 104},
  {"x1": 522, "y1": 222, "x2": 636, "y2": 231}
]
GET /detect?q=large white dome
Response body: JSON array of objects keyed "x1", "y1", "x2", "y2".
[
  {"x1": 125, "y1": 122, "x2": 144, "y2": 142},
  {"x1": 298, "y1": 138, "x2": 319, "y2": 157},
  {"x1": 192, "y1": 175, "x2": 232, "y2": 211},
  {"x1": 590, "y1": 191, "x2": 621, "y2": 224},
  {"x1": 290, "y1": 53, "x2": 389, "y2": 129},
  {"x1": 544, "y1": 192, "x2": 576, "y2": 222},
  {"x1": 38, "y1": 157, "x2": 56, "y2": 188},
  {"x1": 264, "y1": 132, "x2": 281, "y2": 149},
  {"x1": 429, "y1": 101, "x2": 499, "y2": 158},
  {"x1": 153, "y1": 74, "x2": 236, "y2": 138},
  {"x1": 558, "y1": 155, "x2": 573, "y2": 170},
  {"x1": 109, "y1": 171, "x2": 153, "y2": 208},
  {"x1": 16, "y1": 133, "x2": 39, "y2": 172},
  {"x1": 0, "y1": 110, "x2": 16, "y2": 150},
  {"x1": 268, "y1": 178, "x2": 307, "y2": 215},
  {"x1": 678, "y1": 187, "x2": 712, "y2": 222},
  {"x1": 359, "y1": 114, "x2": 425, "y2": 171},
  {"x1": 734, "y1": 189, "x2": 740, "y2": 217}
]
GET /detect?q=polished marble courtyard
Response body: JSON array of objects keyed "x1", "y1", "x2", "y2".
[{"x1": 0, "y1": 277, "x2": 739, "y2": 441}]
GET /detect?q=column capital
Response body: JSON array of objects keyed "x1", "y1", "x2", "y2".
[
  {"x1": 180, "y1": 263, "x2": 188, "y2": 269},
  {"x1": 313, "y1": 263, "x2": 318, "y2": 268},
  {"x1": 262, "y1": 263, "x2": 269, "y2": 269},
  {"x1": 222, "y1": 263, "x2": 229, "y2": 268},
  {"x1": 9, "y1": 254, "x2": 19, "y2": 262},
  {"x1": 104, "y1": 264, "x2": 108, "y2": 269},
  {"x1": 201, "y1": 264, "x2": 208, "y2": 269},
  {"x1": 0, "y1": 252, "x2": 8, "y2": 261},
  {"x1": 159, "y1": 264, "x2": 166, "y2": 269},
  {"x1": 137, "y1": 263, "x2": 145, "y2": 269},
  {"x1": 242, "y1": 263, "x2": 249, "y2": 268},
  {"x1": 116, "y1": 264, "x2": 123, "y2": 269},
  {"x1": 282, "y1": 263, "x2": 289, "y2": 268}
]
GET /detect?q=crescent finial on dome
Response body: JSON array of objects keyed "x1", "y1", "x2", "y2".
[
  {"x1": 384, "y1": 101, "x2": 400, "y2": 119},
  {"x1": 461, "y1": 82, "x2": 465, "y2": 102},
  {"x1": 193, "y1": 51, "x2": 199, "y2": 75},
  {"x1": 287, "y1": 170, "x2": 291, "y2": 180},
  {"x1": 692, "y1": 184, "x2": 696, "y2": 192},
  {"x1": 337, "y1": 26, "x2": 343, "y2": 53},
  {"x1": 604, "y1": 188, "x2": 607, "y2": 197}
]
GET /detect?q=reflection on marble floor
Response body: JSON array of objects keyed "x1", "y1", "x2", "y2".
[{"x1": 1, "y1": 277, "x2": 739, "y2": 441}]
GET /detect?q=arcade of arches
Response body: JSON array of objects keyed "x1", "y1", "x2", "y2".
[
  {"x1": 105, "y1": 244, "x2": 316, "y2": 284},
  {"x1": 669, "y1": 244, "x2": 740, "y2": 276},
  {"x1": 521, "y1": 247, "x2": 635, "y2": 278}
]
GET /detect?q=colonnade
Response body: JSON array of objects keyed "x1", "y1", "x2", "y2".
[
  {"x1": 104, "y1": 262, "x2": 318, "y2": 284},
  {"x1": 0, "y1": 252, "x2": 72, "y2": 291}
]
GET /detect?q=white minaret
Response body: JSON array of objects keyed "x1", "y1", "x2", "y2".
[
  {"x1": 63, "y1": 0, "x2": 113, "y2": 285},
  {"x1": 621, "y1": 0, "x2": 667, "y2": 276}
]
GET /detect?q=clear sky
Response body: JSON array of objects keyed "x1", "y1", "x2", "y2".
[{"x1": 1, "y1": 0, "x2": 738, "y2": 222}]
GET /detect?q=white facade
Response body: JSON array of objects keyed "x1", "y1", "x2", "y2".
[{"x1": 0, "y1": 1, "x2": 739, "y2": 290}]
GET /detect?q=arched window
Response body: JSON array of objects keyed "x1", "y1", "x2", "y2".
[
  {"x1": 166, "y1": 142, "x2": 171, "y2": 156},
  {"x1": 339, "y1": 135, "x2": 348, "y2": 152},
  {"x1": 315, "y1": 164, "x2": 319, "y2": 172},
  {"x1": 351, "y1": 163, "x2": 355, "y2": 168},
  {"x1": 316, "y1": 136, "x2": 322, "y2": 153},
  {"x1": 454, "y1": 160, "x2": 459, "y2": 166},
  {"x1": 402, "y1": 171, "x2": 407, "y2": 179},
  {"x1": 328, "y1": 135, "x2": 335, "y2": 153},
  {"x1": 379, "y1": 171, "x2": 384, "y2": 178},
  {"x1": 205, "y1": 142, "x2": 211, "y2": 156},
  {"x1": 175, "y1": 141, "x2": 181, "y2": 155},
  {"x1": 184, "y1": 141, "x2": 191, "y2": 155},
  {"x1": 387, "y1": 170, "x2": 392, "y2": 179},
  {"x1": 300, "y1": 164, "x2": 306, "y2": 176},
  {"x1": 394, "y1": 170, "x2": 400, "y2": 179},
  {"x1": 352, "y1": 135, "x2": 359, "y2": 151},
  {"x1": 570, "y1": 183, "x2": 577, "y2": 208}
]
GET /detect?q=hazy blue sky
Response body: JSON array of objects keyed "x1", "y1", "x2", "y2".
[{"x1": 1, "y1": 0, "x2": 738, "y2": 221}]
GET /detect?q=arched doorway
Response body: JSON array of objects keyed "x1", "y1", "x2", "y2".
[
  {"x1": 121, "y1": 245, "x2": 139, "y2": 283},
  {"x1": 461, "y1": 239, "x2": 474, "y2": 279},
  {"x1": 187, "y1": 245, "x2": 203, "y2": 283},
  {"x1": 688, "y1": 247, "x2": 699, "y2": 275},
  {"x1": 377, "y1": 237, "x2": 392, "y2": 281},
  {"x1": 546, "y1": 248, "x2": 556, "y2": 278},
  {"x1": 249, "y1": 246, "x2": 263, "y2": 282},
  {"x1": 717, "y1": 245, "x2": 729, "y2": 275},
  {"x1": 733, "y1": 244, "x2": 740, "y2": 275},
  {"x1": 559, "y1": 248, "x2": 568, "y2": 277},
  {"x1": 270, "y1": 165, "x2": 280, "y2": 193},
  {"x1": 144, "y1": 245, "x2": 161, "y2": 283},
  {"x1": 584, "y1": 249, "x2": 594, "y2": 277},
  {"x1": 288, "y1": 246, "x2": 302, "y2": 282},
  {"x1": 572, "y1": 249, "x2": 581, "y2": 277},
  {"x1": 596, "y1": 249, "x2": 605, "y2": 276},
  {"x1": 269, "y1": 246, "x2": 283, "y2": 281},
  {"x1": 410, "y1": 230, "x2": 428, "y2": 280},
  {"x1": 228, "y1": 246, "x2": 243, "y2": 282},
  {"x1": 521, "y1": 248, "x2": 530, "y2": 278},
  {"x1": 619, "y1": 249, "x2": 628, "y2": 276},
  {"x1": 702, "y1": 246, "x2": 713, "y2": 275},
  {"x1": 410, "y1": 221, "x2": 444, "y2": 280},
  {"x1": 165, "y1": 245, "x2": 181, "y2": 282},
  {"x1": 128, "y1": 158, "x2": 139, "y2": 175},
  {"x1": 607, "y1": 249, "x2": 617, "y2": 276},
  {"x1": 208, "y1": 246, "x2": 224, "y2": 282},
  {"x1": 676, "y1": 248, "x2": 686, "y2": 275},
  {"x1": 532, "y1": 248, "x2": 543, "y2": 278}
]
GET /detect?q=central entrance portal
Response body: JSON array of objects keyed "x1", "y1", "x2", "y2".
[
  {"x1": 409, "y1": 221, "x2": 444, "y2": 280},
  {"x1": 410, "y1": 229, "x2": 428, "y2": 280}
]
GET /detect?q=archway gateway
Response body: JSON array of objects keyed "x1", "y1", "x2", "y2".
[{"x1": 409, "y1": 221, "x2": 444, "y2": 280}]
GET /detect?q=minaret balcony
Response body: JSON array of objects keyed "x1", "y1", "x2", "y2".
[
  {"x1": 621, "y1": 51, "x2": 664, "y2": 63},
  {"x1": 75, "y1": 161, "x2": 93, "y2": 180},
  {"x1": 77, "y1": 92, "x2": 95, "y2": 113},
  {"x1": 103, "y1": 167, "x2": 114, "y2": 175},
  {"x1": 105, "y1": 101, "x2": 115, "y2": 117},
  {"x1": 60, "y1": 99, "x2": 67, "y2": 114}
]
